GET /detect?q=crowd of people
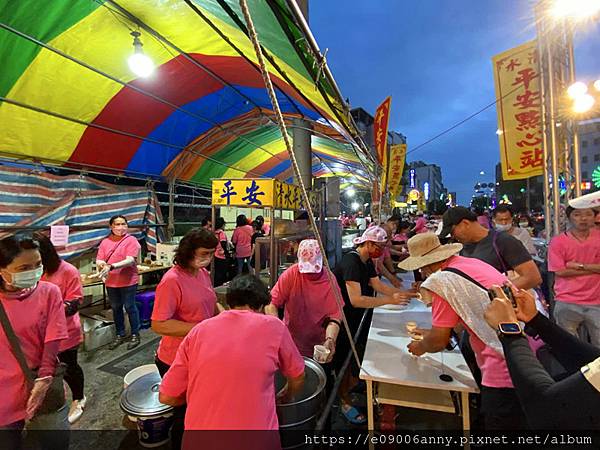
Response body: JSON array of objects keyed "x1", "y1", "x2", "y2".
[{"x1": 1, "y1": 192, "x2": 599, "y2": 448}]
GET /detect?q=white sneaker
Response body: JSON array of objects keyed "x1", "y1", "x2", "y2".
[{"x1": 68, "y1": 396, "x2": 87, "y2": 424}]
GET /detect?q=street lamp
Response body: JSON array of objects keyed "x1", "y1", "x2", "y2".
[
  {"x1": 573, "y1": 94, "x2": 596, "y2": 113},
  {"x1": 567, "y1": 80, "x2": 599, "y2": 113},
  {"x1": 551, "y1": 0, "x2": 600, "y2": 19},
  {"x1": 567, "y1": 81, "x2": 588, "y2": 98}
]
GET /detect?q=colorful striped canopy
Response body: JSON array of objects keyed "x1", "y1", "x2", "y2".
[{"x1": 0, "y1": 0, "x2": 374, "y2": 188}]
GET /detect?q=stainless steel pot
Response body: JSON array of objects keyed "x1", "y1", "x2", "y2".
[
  {"x1": 275, "y1": 357, "x2": 326, "y2": 429},
  {"x1": 120, "y1": 372, "x2": 172, "y2": 418}
]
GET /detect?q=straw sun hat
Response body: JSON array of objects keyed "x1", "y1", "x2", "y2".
[{"x1": 397, "y1": 233, "x2": 463, "y2": 271}]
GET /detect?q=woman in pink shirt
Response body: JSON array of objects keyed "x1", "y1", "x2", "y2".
[
  {"x1": 0, "y1": 235, "x2": 68, "y2": 435},
  {"x1": 266, "y1": 239, "x2": 342, "y2": 359},
  {"x1": 212, "y1": 217, "x2": 230, "y2": 287},
  {"x1": 35, "y1": 233, "x2": 86, "y2": 425},
  {"x1": 231, "y1": 214, "x2": 254, "y2": 274},
  {"x1": 159, "y1": 274, "x2": 304, "y2": 439},
  {"x1": 152, "y1": 228, "x2": 221, "y2": 450},
  {"x1": 96, "y1": 215, "x2": 141, "y2": 350}
]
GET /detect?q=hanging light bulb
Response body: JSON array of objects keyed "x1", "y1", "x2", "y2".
[{"x1": 128, "y1": 31, "x2": 154, "y2": 78}]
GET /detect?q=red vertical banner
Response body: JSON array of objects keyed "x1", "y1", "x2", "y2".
[{"x1": 374, "y1": 97, "x2": 392, "y2": 165}]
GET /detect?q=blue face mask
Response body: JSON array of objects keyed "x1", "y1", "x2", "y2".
[{"x1": 3, "y1": 265, "x2": 44, "y2": 289}]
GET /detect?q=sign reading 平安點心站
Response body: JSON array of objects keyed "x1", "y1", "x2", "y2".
[
  {"x1": 492, "y1": 40, "x2": 543, "y2": 181},
  {"x1": 212, "y1": 179, "x2": 312, "y2": 210}
]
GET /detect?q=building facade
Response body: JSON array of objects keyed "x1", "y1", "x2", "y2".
[
  {"x1": 579, "y1": 118, "x2": 600, "y2": 193},
  {"x1": 407, "y1": 160, "x2": 445, "y2": 205}
]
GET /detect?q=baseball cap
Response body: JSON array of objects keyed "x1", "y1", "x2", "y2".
[
  {"x1": 352, "y1": 226, "x2": 388, "y2": 245},
  {"x1": 438, "y1": 206, "x2": 477, "y2": 238}
]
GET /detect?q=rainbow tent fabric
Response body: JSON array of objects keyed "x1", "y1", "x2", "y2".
[{"x1": 0, "y1": 0, "x2": 374, "y2": 188}]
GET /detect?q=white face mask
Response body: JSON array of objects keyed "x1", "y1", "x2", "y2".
[
  {"x1": 2, "y1": 266, "x2": 44, "y2": 289},
  {"x1": 519, "y1": 222, "x2": 529, "y2": 228},
  {"x1": 194, "y1": 257, "x2": 212, "y2": 269},
  {"x1": 494, "y1": 223, "x2": 512, "y2": 232}
]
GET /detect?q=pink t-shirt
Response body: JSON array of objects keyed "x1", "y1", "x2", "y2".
[
  {"x1": 97, "y1": 234, "x2": 140, "y2": 288},
  {"x1": 548, "y1": 229, "x2": 600, "y2": 305},
  {"x1": 414, "y1": 217, "x2": 427, "y2": 233},
  {"x1": 160, "y1": 310, "x2": 305, "y2": 430},
  {"x1": 214, "y1": 229, "x2": 227, "y2": 260},
  {"x1": 41, "y1": 261, "x2": 84, "y2": 352},
  {"x1": 0, "y1": 282, "x2": 67, "y2": 425},
  {"x1": 430, "y1": 256, "x2": 513, "y2": 389},
  {"x1": 392, "y1": 233, "x2": 408, "y2": 243},
  {"x1": 232, "y1": 225, "x2": 253, "y2": 258},
  {"x1": 262, "y1": 223, "x2": 271, "y2": 236},
  {"x1": 270, "y1": 264, "x2": 342, "y2": 357},
  {"x1": 375, "y1": 244, "x2": 392, "y2": 276},
  {"x1": 152, "y1": 266, "x2": 217, "y2": 365}
]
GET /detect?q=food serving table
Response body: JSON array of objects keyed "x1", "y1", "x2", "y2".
[
  {"x1": 81, "y1": 264, "x2": 171, "y2": 309},
  {"x1": 359, "y1": 298, "x2": 479, "y2": 432}
]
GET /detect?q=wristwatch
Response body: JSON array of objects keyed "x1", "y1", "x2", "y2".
[
  {"x1": 578, "y1": 263, "x2": 585, "y2": 270},
  {"x1": 497, "y1": 322, "x2": 523, "y2": 337}
]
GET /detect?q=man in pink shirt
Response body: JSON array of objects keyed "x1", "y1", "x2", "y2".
[
  {"x1": 399, "y1": 233, "x2": 527, "y2": 430},
  {"x1": 548, "y1": 202, "x2": 600, "y2": 346},
  {"x1": 159, "y1": 274, "x2": 304, "y2": 444}
]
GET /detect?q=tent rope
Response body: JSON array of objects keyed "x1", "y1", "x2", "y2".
[{"x1": 238, "y1": 0, "x2": 363, "y2": 371}]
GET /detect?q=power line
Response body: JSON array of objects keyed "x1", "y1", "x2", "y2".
[{"x1": 406, "y1": 84, "x2": 523, "y2": 156}]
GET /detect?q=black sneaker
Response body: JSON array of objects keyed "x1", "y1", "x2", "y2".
[
  {"x1": 108, "y1": 335, "x2": 124, "y2": 350},
  {"x1": 127, "y1": 334, "x2": 141, "y2": 350}
]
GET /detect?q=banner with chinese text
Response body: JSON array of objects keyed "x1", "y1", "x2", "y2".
[
  {"x1": 212, "y1": 179, "x2": 275, "y2": 207},
  {"x1": 374, "y1": 97, "x2": 392, "y2": 165},
  {"x1": 386, "y1": 144, "x2": 407, "y2": 200},
  {"x1": 212, "y1": 179, "x2": 309, "y2": 210},
  {"x1": 492, "y1": 41, "x2": 543, "y2": 180}
]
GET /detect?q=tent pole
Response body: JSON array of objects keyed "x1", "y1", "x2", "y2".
[{"x1": 167, "y1": 179, "x2": 175, "y2": 241}]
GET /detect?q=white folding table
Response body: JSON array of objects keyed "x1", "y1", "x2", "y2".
[{"x1": 359, "y1": 299, "x2": 479, "y2": 431}]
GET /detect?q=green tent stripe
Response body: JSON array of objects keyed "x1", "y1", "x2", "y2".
[
  {"x1": 192, "y1": 0, "x2": 311, "y2": 83},
  {"x1": 0, "y1": 0, "x2": 103, "y2": 97},
  {"x1": 189, "y1": 126, "x2": 284, "y2": 183}
]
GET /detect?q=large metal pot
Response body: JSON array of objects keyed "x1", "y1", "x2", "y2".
[
  {"x1": 120, "y1": 372, "x2": 174, "y2": 448},
  {"x1": 274, "y1": 357, "x2": 326, "y2": 429}
]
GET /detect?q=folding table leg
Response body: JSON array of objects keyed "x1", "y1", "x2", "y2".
[{"x1": 366, "y1": 380, "x2": 374, "y2": 431}]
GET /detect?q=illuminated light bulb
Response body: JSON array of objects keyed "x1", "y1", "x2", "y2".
[
  {"x1": 128, "y1": 31, "x2": 154, "y2": 78},
  {"x1": 573, "y1": 94, "x2": 595, "y2": 113},
  {"x1": 567, "y1": 81, "x2": 588, "y2": 99}
]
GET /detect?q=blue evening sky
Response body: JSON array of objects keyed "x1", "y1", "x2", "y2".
[{"x1": 310, "y1": 0, "x2": 600, "y2": 205}]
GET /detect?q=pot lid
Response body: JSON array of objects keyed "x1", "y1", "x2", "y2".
[{"x1": 120, "y1": 372, "x2": 172, "y2": 417}]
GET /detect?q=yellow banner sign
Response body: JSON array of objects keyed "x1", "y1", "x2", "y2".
[
  {"x1": 274, "y1": 180, "x2": 304, "y2": 210},
  {"x1": 212, "y1": 179, "x2": 275, "y2": 207},
  {"x1": 387, "y1": 144, "x2": 406, "y2": 200},
  {"x1": 212, "y1": 179, "x2": 308, "y2": 210},
  {"x1": 492, "y1": 40, "x2": 543, "y2": 180}
]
